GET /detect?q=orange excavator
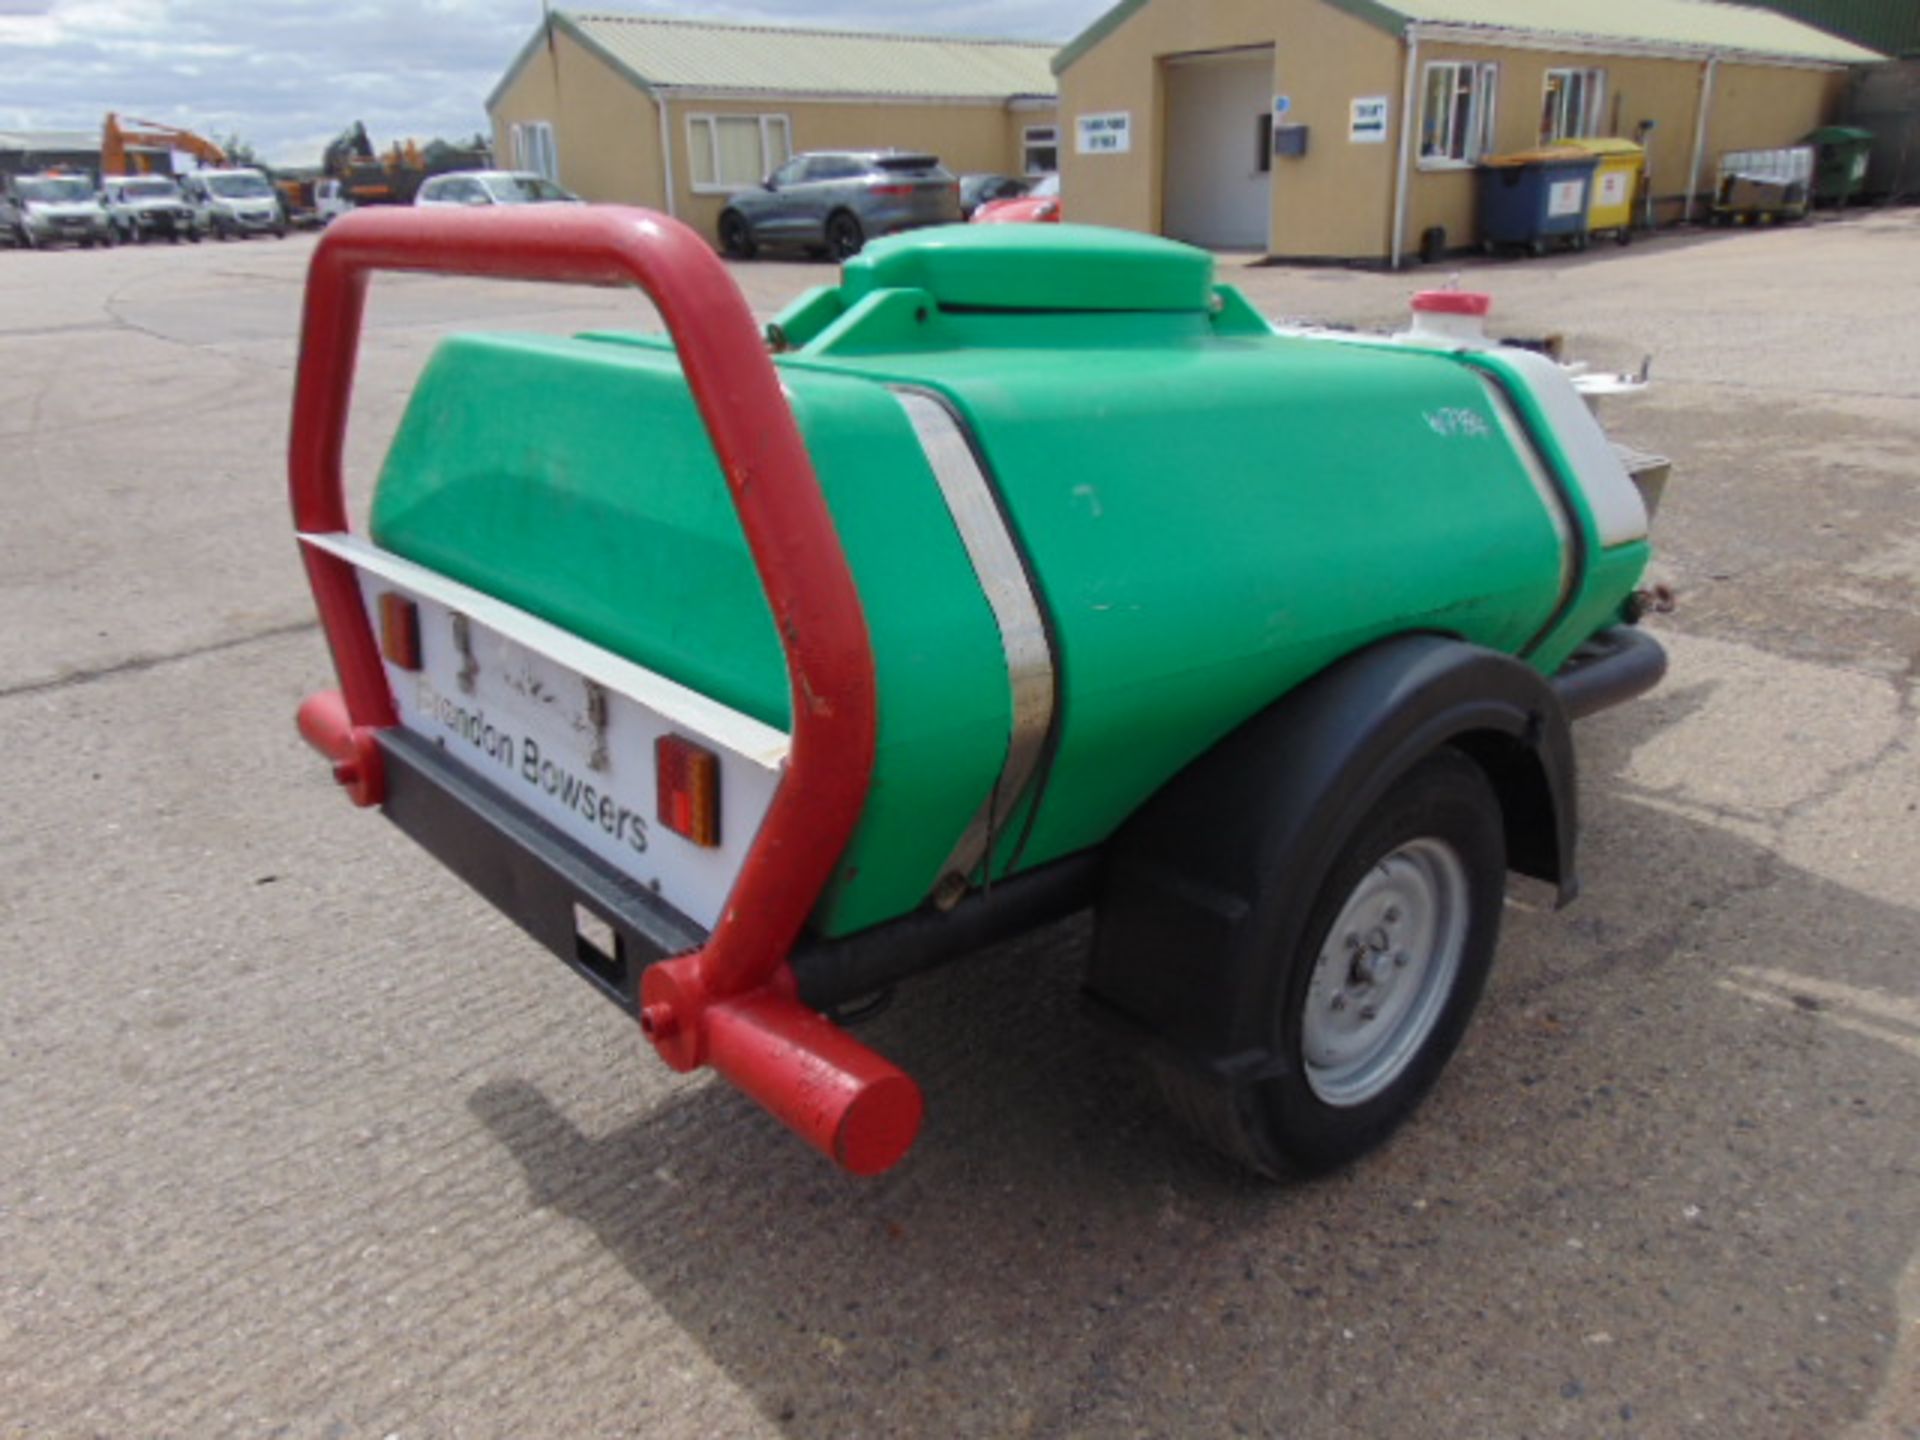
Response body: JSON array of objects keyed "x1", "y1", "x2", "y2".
[
  {"x1": 324, "y1": 123, "x2": 424, "y2": 206},
  {"x1": 323, "y1": 122, "x2": 489, "y2": 206},
  {"x1": 101, "y1": 113, "x2": 226, "y2": 176}
]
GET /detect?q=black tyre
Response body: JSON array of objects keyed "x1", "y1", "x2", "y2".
[
  {"x1": 18, "y1": 224, "x2": 37, "y2": 250},
  {"x1": 717, "y1": 210, "x2": 756, "y2": 260},
  {"x1": 1152, "y1": 748, "x2": 1507, "y2": 1177},
  {"x1": 826, "y1": 210, "x2": 865, "y2": 260},
  {"x1": 187, "y1": 228, "x2": 202, "y2": 244}
]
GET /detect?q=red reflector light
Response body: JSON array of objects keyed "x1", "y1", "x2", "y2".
[
  {"x1": 872, "y1": 184, "x2": 914, "y2": 198},
  {"x1": 377, "y1": 592, "x2": 421, "y2": 671},
  {"x1": 656, "y1": 734, "x2": 721, "y2": 847}
]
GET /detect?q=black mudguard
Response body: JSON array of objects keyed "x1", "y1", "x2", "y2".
[{"x1": 1088, "y1": 634, "x2": 1577, "y2": 1077}]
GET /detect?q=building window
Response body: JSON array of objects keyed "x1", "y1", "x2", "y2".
[
  {"x1": 511, "y1": 121, "x2": 557, "y2": 180},
  {"x1": 1022, "y1": 125, "x2": 1058, "y2": 176},
  {"x1": 1540, "y1": 69, "x2": 1606, "y2": 144},
  {"x1": 687, "y1": 114, "x2": 792, "y2": 192},
  {"x1": 1419, "y1": 61, "x2": 1498, "y2": 165}
]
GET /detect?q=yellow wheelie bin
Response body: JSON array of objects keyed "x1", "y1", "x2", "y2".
[{"x1": 1551, "y1": 138, "x2": 1645, "y2": 245}]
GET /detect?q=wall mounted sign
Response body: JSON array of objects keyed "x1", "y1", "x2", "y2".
[
  {"x1": 1075, "y1": 112, "x2": 1132, "y2": 155},
  {"x1": 1350, "y1": 96, "x2": 1389, "y2": 144}
]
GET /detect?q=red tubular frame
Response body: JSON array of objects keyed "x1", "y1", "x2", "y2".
[{"x1": 289, "y1": 207, "x2": 920, "y2": 1174}]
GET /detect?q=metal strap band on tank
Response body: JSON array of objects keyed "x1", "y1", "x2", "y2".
[
  {"x1": 1465, "y1": 366, "x2": 1591, "y2": 661},
  {"x1": 890, "y1": 387, "x2": 1057, "y2": 894},
  {"x1": 1473, "y1": 374, "x2": 1576, "y2": 607}
]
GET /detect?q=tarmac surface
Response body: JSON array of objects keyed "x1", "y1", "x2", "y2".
[{"x1": 1, "y1": 212, "x2": 1917, "y2": 1439}]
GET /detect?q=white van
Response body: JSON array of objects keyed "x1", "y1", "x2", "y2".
[{"x1": 179, "y1": 169, "x2": 287, "y2": 239}]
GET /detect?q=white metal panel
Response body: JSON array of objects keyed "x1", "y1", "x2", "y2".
[
  {"x1": 301, "y1": 531, "x2": 791, "y2": 930},
  {"x1": 302, "y1": 532, "x2": 789, "y2": 768},
  {"x1": 1485, "y1": 345, "x2": 1650, "y2": 547}
]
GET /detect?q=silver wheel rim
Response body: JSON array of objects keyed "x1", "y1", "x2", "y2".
[{"x1": 1301, "y1": 837, "x2": 1470, "y2": 1107}]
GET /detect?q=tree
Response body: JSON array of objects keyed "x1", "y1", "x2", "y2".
[{"x1": 219, "y1": 133, "x2": 263, "y2": 168}]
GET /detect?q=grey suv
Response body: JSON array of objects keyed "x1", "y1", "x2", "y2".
[{"x1": 717, "y1": 151, "x2": 960, "y2": 261}]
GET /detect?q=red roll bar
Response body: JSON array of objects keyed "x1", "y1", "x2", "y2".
[{"x1": 289, "y1": 207, "x2": 919, "y2": 1174}]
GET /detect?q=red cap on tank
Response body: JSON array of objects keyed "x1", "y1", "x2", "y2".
[{"x1": 1411, "y1": 289, "x2": 1492, "y2": 317}]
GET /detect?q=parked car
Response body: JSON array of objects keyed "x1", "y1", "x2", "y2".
[
  {"x1": 180, "y1": 169, "x2": 287, "y2": 239},
  {"x1": 2, "y1": 173, "x2": 115, "y2": 249},
  {"x1": 717, "y1": 151, "x2": 961, "y2": 260},
  {"x1": 973, "y1": 172, "x2": 1061, "y2": 225},
  {"x1": 415, "y1": 171, "x2": 581, "y2": 207},
  {"x1": 291, "y1": 214, "x2": 1670, "y2": 1180},
  {"x1": 101, "y1": 175, "x2": 199, "y2": 244},
  {"x1": 959, "y1": 172, "x2": 1031, "y2": 219}
]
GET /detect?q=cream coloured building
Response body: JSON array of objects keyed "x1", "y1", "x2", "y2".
[
  {"x1": 486, "y1": 11, "x2": 1059, "y2": 244},
  {"x1": 1054, "y1": 0, "x2": 1881, "y2": 263}
]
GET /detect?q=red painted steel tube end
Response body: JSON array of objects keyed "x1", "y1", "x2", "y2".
[
  {"x1": 640, "y1": 954, "x2": 924, "y2": 1174},
  {"x1": 297, "y1": 689, "x2": 386, "y2": 808}
]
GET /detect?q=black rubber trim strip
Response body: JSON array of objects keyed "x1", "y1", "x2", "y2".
[
  {"x1": 376, "y1": 728, "x2": 705, "y2": 1017},
  {"x1": 1550, "y1": 625, "x2": 1668, "y2": 721},
  {"x1": 890, "y1": 384, "x2": 1068, "y2": 883},
  {"x1": 1465, "y1": 358, "x2": 1593, "y2": 661}
]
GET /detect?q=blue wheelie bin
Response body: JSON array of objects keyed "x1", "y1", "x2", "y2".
[{"x1": 1476, "y1": 148, "x2": 1600, "y2": 255}]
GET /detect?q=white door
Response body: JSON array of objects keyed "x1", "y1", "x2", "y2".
[{"x1": 1163, "y1": 49, "x2": 1274, "y2": 251}]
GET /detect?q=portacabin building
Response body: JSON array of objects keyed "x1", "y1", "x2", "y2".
[
  {"x1": 1053, "y1": 0, "x2": 1883, "y2": 262},
  {"x1": 485, "y1": 11, "x2": 1060, "y2": 244}
]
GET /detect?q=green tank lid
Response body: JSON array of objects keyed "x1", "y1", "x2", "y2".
[{"x1": 838, "y1": 223, "x2": 1217, "y2": 314}]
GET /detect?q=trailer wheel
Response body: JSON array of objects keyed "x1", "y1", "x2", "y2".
[{"x1": 1152, "y1": 748, "x2": 1506, "y2": 1177}]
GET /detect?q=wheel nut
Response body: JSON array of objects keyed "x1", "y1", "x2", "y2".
[
  {"x1": 1331, "y1": 994, "x2": 1347, "y2": 1012},
  {"x1": 1360, "y1": 1005, "x2": 1378, "y2": 1022},
  {"x1": 1384, "y1": 906, "x2": 1401, "y2": 924},
  {"x1": 1368, "y1": 927, "x2": 1391, "y2": 953},
  {"x1": 1395, "y1": 951, "x2": 1410, "y2": 969}
]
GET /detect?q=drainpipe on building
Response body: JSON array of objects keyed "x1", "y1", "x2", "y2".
[
  {"x1": 1390, "y1": 29, "x2": 1421, "y2": 269},
  {"x1": 656, "y1": 93, "x2": 678, "y2": 220},
  {"x1": 1684, "y1": 54, "x2": 1719, "y2": 223}
]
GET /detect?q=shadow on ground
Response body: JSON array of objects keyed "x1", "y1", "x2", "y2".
[{"x1": 469, "y1": 714, "x2": 1918, "y2": 1439}]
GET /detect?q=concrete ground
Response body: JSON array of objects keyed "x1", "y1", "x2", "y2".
[{"x1": 1, "y1": 211, "x2": 1916, "y2": 1439}]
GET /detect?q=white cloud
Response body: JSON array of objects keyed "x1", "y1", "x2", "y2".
[{"x1": 0, "y1": 0, "x2": 1111, "y2": 163}]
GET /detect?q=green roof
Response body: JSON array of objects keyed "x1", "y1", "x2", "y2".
[
  {"x1": 1056, "y1": 0, "x2": 1884, "y2": 73},
  {"x1": 508, "y1": 11, "x2": 1058, "y2": 105}
]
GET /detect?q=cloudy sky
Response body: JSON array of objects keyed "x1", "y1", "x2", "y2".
[{"x1": 0, "y1": 0, "x2": 1113, "y2": 163}]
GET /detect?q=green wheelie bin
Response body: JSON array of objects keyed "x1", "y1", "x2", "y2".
[{"x1": 1803, "y1": 126, "x2": 1874, "y2": 206}]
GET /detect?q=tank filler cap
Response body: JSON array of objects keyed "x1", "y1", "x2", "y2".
[
  {"x1": 1404, "y1": 288, "x2": 1493, "y2": 347},
  {"x1": 1411, "y1": 289, "x2": 1491, "y2": 317}
]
